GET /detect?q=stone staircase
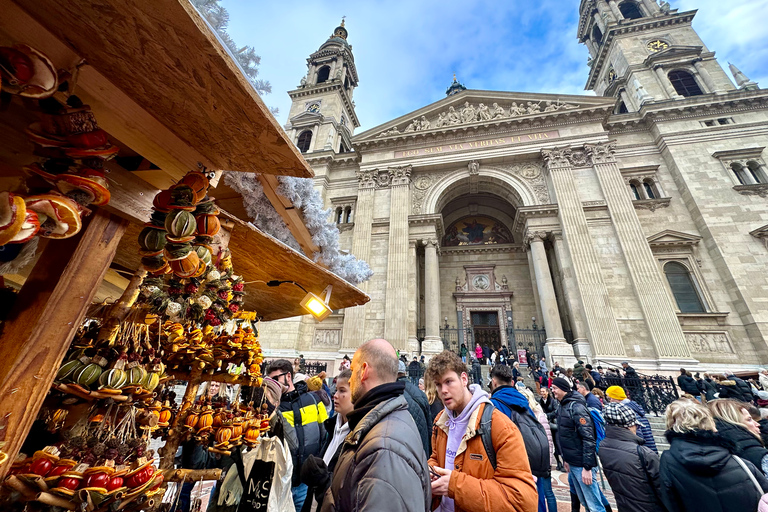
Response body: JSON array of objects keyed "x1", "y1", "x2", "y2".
[{"x1": 647, "y1": 414, "x2": 669, "y2": 452}]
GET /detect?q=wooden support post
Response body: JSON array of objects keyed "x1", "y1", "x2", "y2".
[
  {"x1": 0, "y1": 210, "x2": 127, "y2": 478},
  {"x1": 158, "y1": 367, "x2": 203, "y2": 469},
  {"x1": 95, "y1": 268, "x2": 147, "y2": 345}
]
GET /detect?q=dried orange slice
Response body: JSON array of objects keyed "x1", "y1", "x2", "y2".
[
  {"x1": 26, "y1": 193, "x2": 82, "y2": 239},
  {"x1": 0, "y1": 192, "x2": 27, "y2": 245}
]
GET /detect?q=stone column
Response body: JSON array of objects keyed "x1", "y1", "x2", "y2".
[
  {"x1": 640, "y1": 0, "x2": 660, "y2": 15},
  {"x1": 607, "y1": 0, "x2": 623, "y2": 20},
  {"x1": 542, "y1": 147, "x2": 627, "y2": 358},
  {"x1": 654, "y1": 66, "x2": 681, "y2": 99},
  {"x1": 422, "y1": 239, "x2": 443, "y2": 353},
  {"x1": 586, "y1": 142, "x2": 694, "y2": 362},
  {"x1": 550, "y1": 230, "x2": 590, "y2": 357},
  {"x1": 527, "y1": 250, "x2": 544, "y2": 328},
  {"x1": 383, "y1": 166, "x2": 412, "y2": 352},
  {"x1": 693, "y1": 59, "x2": 717, "y2": 93},
  {"x1": 407, "y1": 240, "x2": 420, "y2": 354},
  {"x1": 341, "y1": 170, "x2": 376, "y2": 351},
  {"x1": 526, "y1": 231, "x2": 566, "y2": 343},
  {"x1": 595, "y1": 0, "x2": 616, "y2": 23}
]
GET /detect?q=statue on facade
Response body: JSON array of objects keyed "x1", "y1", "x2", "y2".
[
  {"x1": 544, "y1": 100, "x2": 558, "y2": 112},
  {"x1": 461, "y1": 101, "x2": 477, "y2": 123},
  {"x1": 435, "y1": 112, "x2": 448, "y2": 128},
  {"x1": 420, "y1": 116, "x2": 431, "y2": 130},
  {"x1": 491, "y1": 103, "x2": 506, "y2": 119},
  {"x1": 300, "y1": 76, "x2": 307, "y2": 87},
  {"x1": 404, "y1": 119, "x2": 418, "y2": 132},
  {"x1": 477, "y1": 103, "x2": 492, "y2": 121},
  {"x1": 660, "y1": 1, "x2": 671, "y2": 14},
  {"x1": 447, "y1": 106, "x2": 461, "y2": 125},
  {"x1": 526, "y1": 101, "x2": 542, "y2": 114},
  {"x1": 509, "y1": 102, "x2": 525, "y2": 116},
  {"x1": 468, "y1": 160, "x2": 480, "y2": 175}
]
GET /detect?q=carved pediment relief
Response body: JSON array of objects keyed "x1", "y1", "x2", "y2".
[
  {"x1": 647, "y1": 230, "x2": 702, "y2": 248},
  {"x1": 355, "y1": 92, "x2": 614, "y2": 143}
]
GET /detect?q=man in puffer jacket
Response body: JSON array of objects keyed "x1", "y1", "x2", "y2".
[
  {"x1": 606, "y1": 385, "x2": 658, "y2": 453},
  {"x1": 677, "y1": 369, "x2": 701, "y2": 397},
  {"x1": 321, "y1": 339, "x2": 429, "y2": 512},
  {"x1": 724, "y1": 371, "x2": 755, "y2": 403},
  {"x1": 599, "y1": 402, "x2": 665, "y2": 512}
]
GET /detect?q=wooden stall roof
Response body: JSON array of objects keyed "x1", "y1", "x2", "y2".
[
  {"x1": 11, "y1": 0, "x2": 313, "y2": 179},
  {"x1": 222, "y1": 212, "x2": 370, "y2": 321}
]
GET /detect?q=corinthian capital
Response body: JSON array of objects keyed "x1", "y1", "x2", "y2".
[
  {"x1": 524, "y1": 230, "x2": 548, "y2": 248},
  {"x1": 357, "y1": 169, "x2": 378, "y2": 190},
  {"x1": 585, "y1": 141, "x2": 617, "y2": 164},
  {"x1": 389, "y1": 165, "x2": 413, "y2": 186},
  {"x1": 541, "y1": 147, "x2": 573, "y2": 169}
]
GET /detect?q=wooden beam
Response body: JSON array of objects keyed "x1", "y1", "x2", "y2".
[
  {"x1": 257, "y1": 174, "x2": 320, "y2": 256},
  {"x1": 102, "y1": 161, "x2": 159, "y2": 225},
  {"x1": 8, "y1": 0, "x2": 314, "y2": 178},
  {"x1": 0, "y1": 210, "x2": 127, "y2": 478}
]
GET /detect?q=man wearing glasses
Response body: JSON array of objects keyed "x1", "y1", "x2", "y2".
[{"x1": 266, "y1": 359, "x2": 329, "y2": 512}]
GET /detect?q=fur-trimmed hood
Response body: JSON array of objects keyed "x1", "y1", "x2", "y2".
[{"x1": 719, "y1": 379, "x2": 736, "y2": 386}]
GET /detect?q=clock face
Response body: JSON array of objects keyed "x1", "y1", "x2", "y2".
[
  {"x1": 647, "y1": 40, "x2": 669, "y2": 52},
  {"x1": 307, "y1": 103, "x2": 321, "y2": 113}
]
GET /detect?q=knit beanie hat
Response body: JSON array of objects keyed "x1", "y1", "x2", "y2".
[
  {"x1": 552, "y1": 377, "x2": 571, "y2": 393},
  {"x1": 307, "y1": 375, "x2": 323, "y2": 392},
  {"x1": 606, "y1": 385, "x2": 628, "y2": 401}
]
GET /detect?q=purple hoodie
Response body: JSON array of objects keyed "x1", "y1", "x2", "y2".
[{"x1": 439, "y1": 384, "x2": 491, "y2": 512}]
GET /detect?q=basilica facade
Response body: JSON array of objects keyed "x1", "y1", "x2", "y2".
[{"x1": 259, "y1": 0, "x2": 768, "y2": 374}]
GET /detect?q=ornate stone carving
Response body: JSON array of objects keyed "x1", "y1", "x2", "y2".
[
  {"x1": 542, "y1": 147, "x2": 573, "y2": 168},
  {"x1": 389, "y1": 165, "x2": 412, "y2": 186},
  {"x1": 468, "y1": 160, "x2": 480, "y2": 175},
  {"x1": 374, "y1": 99, "x2": 581, "y2": 137},
  {"x1": 375, "y1": 170, "x2": 392, "y2": 188},
  {"x1": 472, "y1": 274, "x2": 490, "y2": 291},
  {"x1": 585, "y1": 141, "x2": 617, "y2": 164},
  {"x1": 524, "y1": 230, "x2": 548, "y2": 247},
  {"x1": 411, "y1": 171, "x2": 449, "y2": 214},
  {"x1": 312, "y1": 328, "x2": 342, "y2": 348},
  {"x1": 414, "y1": 175, "x2": 431, "y2": 190},
  {"x1": 734, "y1": 183, "x2": 768, "y2": 198},
  {"x1": 501, "y1": 163, "x2": 549, "y2": 204},
  {"x1": 685, "y1": 332, "x2": 734, "y2": 354},
  {"x1": 633, "y1": 198, "x2": 671, "y2": 212},
  {"x1": 568, "y1": 149, "x2": 591, "y2": 168},
  {"x1": 357, "y1": 169, "x2": 378, "y2": 189}
]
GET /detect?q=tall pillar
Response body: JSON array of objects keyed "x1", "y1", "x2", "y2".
[
  {"x1": 654, "y1": 66, "x2": 681, "y2": 99},
  {"x1": 422, "y1": 239, "x2": 443, "y2": 353},
  {"x1": 383, "y1": 166, "x2": 412, "y2": 351},
  {"x1": 542, "y1": 147, "x2": 627, "y2": 358},
  {"x1": 526, "y1": 231, "x2": 565, "y2": 342},
  {"x1": 607, "y1": 0, "x2": 623, "y2": 20},
  {"x1": 586, "y1": 142, "x2": 694, "y2": 362},
  {"x1": 693, "y1": 59, "x2": 717, "y2": 93},
  {"x1": 551, "y1": 230, "x2": 591, "y2": 358},
  {"x1": 407, "y1": 240, "x2": 420, "y2": 354},
  {"x1": 341, "y1": 170, "x2": 377, "y2": 351}
]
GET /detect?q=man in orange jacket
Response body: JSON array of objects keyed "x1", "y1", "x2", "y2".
[{"x1": 427, "y1": 350, "x2": 538, "y2": 512}]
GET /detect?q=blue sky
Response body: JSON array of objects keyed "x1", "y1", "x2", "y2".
[{"x1": 224, "y1": 0, "x2": 768, "y2": 133}]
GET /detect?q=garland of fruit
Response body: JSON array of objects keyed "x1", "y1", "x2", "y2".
[{"x1": 0, "y1": 44, "x2": 116, "y2": 265}]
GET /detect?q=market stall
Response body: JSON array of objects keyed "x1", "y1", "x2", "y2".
[{"x1": 0, "y1": 0, "x2": 369, "y2": 509}]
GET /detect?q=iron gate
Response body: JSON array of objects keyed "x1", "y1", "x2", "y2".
[
  {"x1": 599, "y1": 373, "x2": 679, "y2": 416},
  {"x1": 506, "y1": 326, "x2": 547, "y2": 364}
]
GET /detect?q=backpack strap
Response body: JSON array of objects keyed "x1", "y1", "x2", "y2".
[{"x1": 478, "y1": 403, "x2": 497, "y2": 470}]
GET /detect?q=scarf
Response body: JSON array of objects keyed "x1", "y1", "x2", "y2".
[
  {"x1": 346, "y1": 381, "x2": 405, "y2": 431},
  {"x1": 439, "y1": 384, "x2": 490, "y2": 512}
]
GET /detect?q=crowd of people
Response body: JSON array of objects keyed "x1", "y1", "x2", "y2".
[{"x1": 252, "y1": 342, "x2": 768, "y2": 512}]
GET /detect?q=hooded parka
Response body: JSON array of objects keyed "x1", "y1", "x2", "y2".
[
  {"x1": 659, "y1": 429, "x2": 768, "y2": 512},
  {"x1": 598, "y1": 424, "x2": 665, "y2": 512}
]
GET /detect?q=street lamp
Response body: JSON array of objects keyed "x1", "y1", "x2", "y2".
[{"x1": 532, "y1": 316, "x2": 537, "y2": 330}]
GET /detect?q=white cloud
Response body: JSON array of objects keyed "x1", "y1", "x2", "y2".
[{"x1": 223, "y1": 0, "x2": 767, "y2": 132}]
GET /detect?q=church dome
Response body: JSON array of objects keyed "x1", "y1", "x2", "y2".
[{"x1": 446, "y1": 74, "x2": 467, "y2": 96}]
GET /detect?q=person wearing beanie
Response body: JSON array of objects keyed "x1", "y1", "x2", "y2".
[
  {"x1": 551, "y1": 376, "x2": 606, "y2": 512},
  {"x1": 606, "y1": 385, "x2": 657, "y2": 453},
  {"x1": 599, "y1": 402, "x2": 665, "y2": 512}
]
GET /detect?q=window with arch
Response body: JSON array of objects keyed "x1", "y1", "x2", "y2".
[
  {"x1": 592, "y1": 24, "x2": 603, "y2": 45},
  {"x1": 616, "y1": 100, "x2": 629, "y2": 114},
  {"x1": 344, "y1": 206, "x2": 353, "y2": 223},
  {"x1": 629, "y1": 181, "x2": 641, "y2": 200},
  {"x1": 316, "y1": 66, "x2": 331, "y2": 84},
  {"x1": 747, "y1": 161, "x2": 768, "y2": 184},
  {"x1": 619, "y1": 1, "x2": 644, "y2": 19},
  {"x1": 628, "y1": 177, "x2": 661, "y2": 200},
  {"x1": 664, "y1": 262, "x2": 705, "y2": 313},
  {"x1": 643, "y1": 179, "x2": 656, "y2": 199},
  {"x1": 668, "y1": 70, "x2": 704, "y2": 97},
  {"x1": 731, "y1": 163, "x2": 750, "y2": 185},
  {"x1": 297, "y1": 130, "x2": 313, "y2": 153}
]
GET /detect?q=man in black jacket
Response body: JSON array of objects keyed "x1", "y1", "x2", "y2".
[
  {"x1": 552, "y1": 377, "x2": 606, "y2": 512},
  {"x1": 267, "y1": 359, "x2": 329, "y2": 512},
  {"x1": 396, "y1": 364, "x2": 432, "y2": 456},
  {"x1": 725, "y1": 370, "x2": 755, "y2": 403},
  {"x1": 599, "y1": 402, "x2": 665, "y2": 512},
  {"x1": 677, "y1": 368, "x2": 701, "y2": 398}
]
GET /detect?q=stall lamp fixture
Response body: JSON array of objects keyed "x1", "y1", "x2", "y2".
[{"x1": 267, "y1": 280, "x2": 333, "y2": 321}]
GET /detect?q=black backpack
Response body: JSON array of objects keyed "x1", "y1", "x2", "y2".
[{"x1": 479, "y1": 403, "x2": 550, "y2": 478}]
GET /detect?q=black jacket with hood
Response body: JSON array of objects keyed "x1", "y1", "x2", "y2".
[
  {"x1": 714, "y1": 418, "x2": 768, "y2": 473},
  {"x1": 599, "y1": 424, "x2": 665, "y2": 512},
  {"x1": 677, "y1": 374, "x2": 700, "y2": 396},
  {"x1": 556, "y1": 391, "x2": 597, "y2": 470},
  {"x1": 660, "y1": 429, "x2": 768, "y2": 512},
  {"x1": 726, "y1": 374, "x2": 755, "y2": 403}
]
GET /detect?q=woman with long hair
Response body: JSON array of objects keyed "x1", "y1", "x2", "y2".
[
  {"x1": 708, "y1": 398, "x2": 768, "y2": 475},
  {"x1": 424, "y1": 373, "x2": 442, "y2": 425},
  {"x1": 659, "y1": 399, "x2": 768, "y2": 512}
]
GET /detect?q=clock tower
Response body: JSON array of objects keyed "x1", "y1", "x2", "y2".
[
  {"x1": 285, "y1": 19, "x2": 360, "y2": 154},
  {"x1": 578, "y1": 0, "x2": 737, "y2": 112}
]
